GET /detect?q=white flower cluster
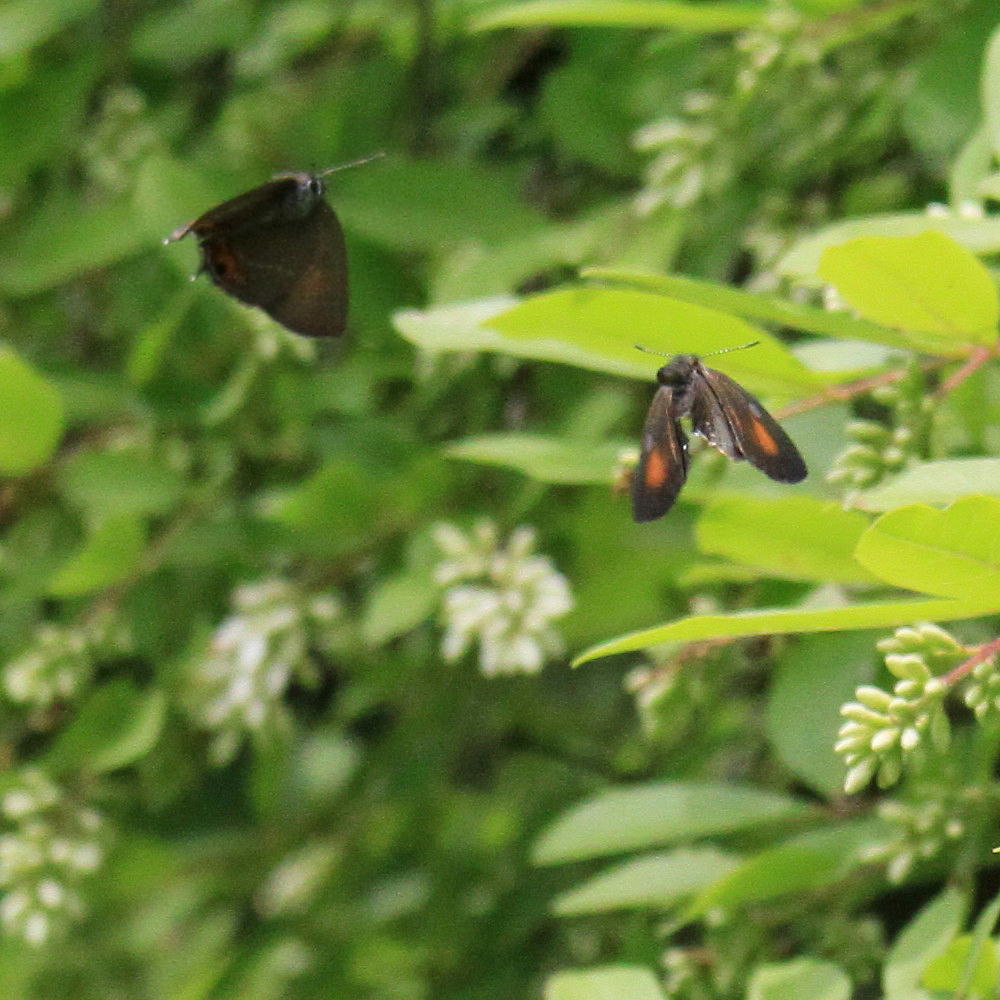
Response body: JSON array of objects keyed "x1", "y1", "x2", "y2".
[
  {"x1": 186, "y1": 579, "x2": 342, "y2": 764},
  {"x1": 0, "y1": 769, "x2": 105, "y2": 946},
  {"x1": 433, "y1": 521, "x2": 573, "y2": 677},
  {"x1": 3, "y1": 623, "x2": 97, "y2": 711}
]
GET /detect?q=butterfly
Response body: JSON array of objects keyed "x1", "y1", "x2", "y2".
[
  {"x1": 632, "y1": 346, "x2": 807, "y2": 522},
  {"x1": 164, "y1": 154, "x2": 381, "y2": 338}
]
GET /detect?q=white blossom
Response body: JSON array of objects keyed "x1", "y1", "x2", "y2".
[
  {"x1": 185, "y1": 579, "x2": 343, "y2": 764},
  {"x1": 433, "y1": 522, "x2": 573, "y2": 677}
]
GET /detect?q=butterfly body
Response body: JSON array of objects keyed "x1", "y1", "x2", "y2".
[
  {"x1": 632, "y1": 354, "x2": 807, "y2": 522},
  {"x1": 166, "y1": 171, "x2": 348, "y2": 338}
]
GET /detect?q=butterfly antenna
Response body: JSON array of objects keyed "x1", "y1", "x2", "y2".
[
  {"x1": 703, "y1": 340, "x2": 760, "y2": 359},
  {"x1": 318, "y1": 152, "x2": 386, "y2": 177},
  {"x1": 634, "y1": 344, "x2": 672, "y2": 358}
]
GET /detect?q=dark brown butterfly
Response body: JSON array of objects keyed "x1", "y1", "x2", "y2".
[
  {"x1": 164, "y1": 155, "x2": 381, "y2": 338},
  {"x1": 632, "y1": 345, "x2": 807, "y2": 522}
]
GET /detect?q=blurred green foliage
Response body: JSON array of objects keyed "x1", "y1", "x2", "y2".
[{"x1": 3, "y1": 1, "x2": 1000, "y2": 999}]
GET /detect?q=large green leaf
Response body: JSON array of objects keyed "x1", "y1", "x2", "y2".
[
  {"x1": 747, "y1": 959, "x2": 851, "y2": 1000},
  {"x1": 857, "y1": 459, "x2": 1000, "y2": 510},
  {"x1": 533, "y1": 782, "x2": 810, "y2": 865},
  {"x1": 553, "y1": 847, "x2": 739, "y2": 915},
  {"x1": 819, "y1": 232, "x2": 997, "y2": 345},
  {"x1": 489, "y1": 287, "x2": 826, "y2": 393},
  {"x1": 883, "y1": 887, "x2": 965, "y2": 1000},
  {"x1": 544, "y1": 966, "x2": 666, "y2": 1000},
  {"x1": 854, "y1": 495, "x2": 1000, "y2": 600},
  {"x1": 696, "y1": 496, "x2": 878, "y2": 585},
  {"x1": 471, "y1": 0, "x2": 764, "y2": 31},
  {"x1": 583, "y1": 267, "x2": 918, "y2": 351},
  {"x1": 0, "y1": 349, "x2": 63, "y2": 475},
  {"x1": 446, "y1": 433, "x2": 629, "y2": 485},
  {"x1": 573, "y1": 593, "x2": 1000, "y2": 665},
  {"x1": 779, "y1": 215, "x2": 1000, "y2": 283}
]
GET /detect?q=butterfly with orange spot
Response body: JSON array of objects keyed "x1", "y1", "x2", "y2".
[{"x1": 632, "y1": 344, "x2": 807, "y2": 522}]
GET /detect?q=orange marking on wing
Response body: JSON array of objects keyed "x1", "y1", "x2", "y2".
[
  {"x1": 644, "y1": 448, "x2": 668, "y2": 488},
  {"x1": 751, "y1": 418, "x2": 779, "y2": 455}
]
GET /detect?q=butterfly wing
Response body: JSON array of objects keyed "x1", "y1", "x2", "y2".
[
  {"x1": 632, "y1": 386, "x2": 689, "y2": 522},
  {"x1": 691, "y1": 366, "x2": 807, "y2": 482},
  {"x1": 171, "y1": 179, "x2": 348, "y2": 338}
]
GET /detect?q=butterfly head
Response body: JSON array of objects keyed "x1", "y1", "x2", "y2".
[{"x1": 656, "y1": 355, "x2": 698, "y2": 387}]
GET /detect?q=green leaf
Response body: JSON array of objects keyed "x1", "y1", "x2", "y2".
[
  {"x1": 884, "y1": 887, "x2": 965, "y2": 1000},
  {"x1": 767, "y1": 632, "x2": 877, "y2": 797},
  {"x1": 573, "y1": 593, "x2": 1000, "y2": 665},
  {"x1": 922, "y1": 935, "x2": 999, "y2": 998},
  {"x1": 854, "y1": 495, "x2": 1000, "y2": 600},
  {"x1": 779, "y1": 214, "x2": 1000, "y2": 287},
  {"x1": 361, "y1": 568, "x2": 437, "y2": 647},
  {"x1": 489, "y1": 288, "x2": 825, "y2": 393},
  {"x1": 59, "y1": 450, "x2": 185, "y2": 518},
  {"x1": 583, "y1": 267, "x2": 918, "y2": 351},
  {"x1": 818, "y1": 232, "x2": 998, "y2": 346},
  {"x1": 857, "y1": 459, "x2": 1000, "y2": 510},
  {"x1": 747, "y1": 958, "x2": 851, "y2": 1000},
  {"x1": 553, "y1": 847, "x2": 739, "y2": 915},
  {"x1": 684, "y1": 821, "x2": 878, "y2": 919},
  {"x1": 0, "y1": 349, "x2": 63, "y2": 474},
  {"x1": 0, "y1": 0, "x2": 99, "y2": 60},
  {"x1": 333, "y1": 158, "x2": 546, "y2": 251},
  {"x1": 471, "y1": 0, "x2": 765, "y2": 32},
  {"x1": 131, "y1": 0, "x2": 252, "y2": 66},
  {"x1": 985, "y1": 25, "x2": 1000, "y2": 157},
  {"x1": 950, "y1": 125, "x2": 994, "y2": 207},
  {"x1": 446, "y1": 434, "x2": 629, "y2": 485},
  {"x1": 533, "y1": 782, "x2": 810, "y2": 865},
  {"x1": 696, "y1": 496, "x2": 878, "y2": 585},
  {"x1": 901, "y1": 0, "x2": 1000, "y2": 165},
  {"x1": 45, "y1": 681, "x2": 166, "y2": 775},
  {"x1": 544, "y1": 966, "x2": 666, "y2": 1000},
  {"x1": 48, "y1": 515, "x2": 145, "y2": 597},
  {"x1": 0, "y1": 191, "x2": 148, "y2": 297}
]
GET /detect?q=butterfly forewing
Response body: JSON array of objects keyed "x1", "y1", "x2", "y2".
[
  {"x1": 632, "y1": 386, "x2": 689, "y2": 522},
  {"x1": 696, "y1": 366, "x2": 807, "y2": 482}
]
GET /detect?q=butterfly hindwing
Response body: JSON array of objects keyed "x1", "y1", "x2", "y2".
[
  {"x1": 695, "y1": 366, "x2": 807, "y2": 483},
  {"x1": 632, "y1": 386, "x2": 689, "y2": 522}
]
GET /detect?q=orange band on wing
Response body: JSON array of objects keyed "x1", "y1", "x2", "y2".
[
  {"x1": 644, "y1": 448, "x2": 668, "y2": 488},
  {"x1": 750, "y1": 418, "x2": 779, "y2": 455}
]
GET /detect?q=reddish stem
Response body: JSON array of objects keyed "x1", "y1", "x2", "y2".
[
  {"x1": 944, "y1": 636, "x2": 1000, "y2": 688},
  {"x1": 934, "y1": 344, "x2": 998, "y2": 399}
]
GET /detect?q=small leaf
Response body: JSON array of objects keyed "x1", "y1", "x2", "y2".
[
  {"x1": 768, "y1": 631, "x2": 878, "y2": 797},
  {"x1": 748, "y1": 958, "x2": 851, "y2": 1000},
  {"x1": 45, "y1": 681, "x2": 166, "y2": 775},
  {"x1": 361, "y1": 568, "x2": 437, "y2": 646},
  {"x1": 696, "y1": 496, "x2": 878, "y2": 585},
  {"x1": 544, "y1": 965, "x2": 666, "y2": 1000},
  {"x1": 854, "y1": 495, "x2": 1000, "y2": 601},
  {"x1": 59, "y1": 449, "x2": 185, "y2": 518},
  {"x1": 819, "y1": 232, "x2": 997, "y2": 345},
  {"x1": 981, "y1": 24, "x2": 1000, "y2": 158},
  {"x1": 48, "y1": 515, "x2": 145, "y2": 597},
  {"x1": 472, "y1": 0, "x2": 764, "y2": 32},
  {"x1": 533, "y1": 782, "x2": 810, "y2": 865},
  {"x1": 553, "y1": 847, "x2": 739, "y2": 915},
  {"x1": 0, "y1": 349, "x2": 63, "y2": 474},
  {"x1": 446, "y1": 434, "x2": 629, "y2": 485},
  {"x1": 883, "y1": 887, "x2": 965, "y2": 1000},
  {"x1": 858, "y1": 459, "x2": 1000, "y2": 510},
  {"x1": 573, "y1": 593, "x2": 1000, "y2": 665}
]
